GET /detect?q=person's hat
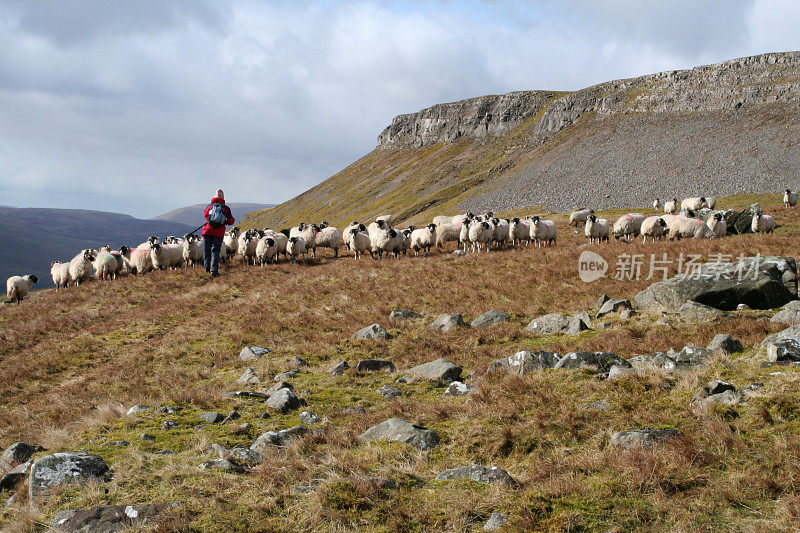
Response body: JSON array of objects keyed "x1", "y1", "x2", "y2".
[{"x1": 215, "y1": 189, "x2": 224, "y2": 200}]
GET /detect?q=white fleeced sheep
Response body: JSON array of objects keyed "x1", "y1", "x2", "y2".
[
  {"x1": 508, "y1": 218, "x2": 531, "y2": 246},
  {"x1": 368, "y1": 219, "x2": 393, "y2": 259},
  {"x1": 314, "y1": 226, "x2": 343, "y2": 257},
  {"x1": 137, "y1": 236, "x2": 159, "y2": 251},
  {"x1": 120, "y1": 246, "x2": 152, "y2": 276},
  {"x1": 452, "y1": 212, "x2": 474, "y2": 225},
  {"x1": 529, "y1": 216, "x2": 557, "y2": 247},
  {"x1": 69, "y1": 249, "x2": 96, "y2": 286},
  {"x1": 385, "y1": 229, "x2": 403, "y2": 258},
  {"x1": 410, "y1": 224, "x2": 437, "y2": 256},
  {"x1": 668, "y1": 217, "x2": 715, "y2": 239},
  {"x1": 290, "y1": 224, "x2": 319, "y2": 257},
  {"x1": 50, "y1": 261, "x2": 71, "y2": 291},
  {"x1": 376, "y1": 215, "x2": 393, "y2": 226},
  {"x1": 681, "y1": 197, "x2": 706, "y2": 212},
  {"x1": 286, "y1": 236, "x2": 306, "y2": 263},
  {"x1": 569, "y1": 209, "x2": 593, "y2": 227},
  {"x1": 706, "y1": 197, "x2": 717, "y2": 209},
  {"x1": 150, "y1": 243, "x2": 184, "y2": 270},
  {"x1": 664, "y1": 198, "x2": 678, "y2": 214},
  {"x1": 262, "y1": 229, "x2": 289, "y2": 260},
  {"x1": 435, "y1": 222, "x2": 460, "y2": 248},
  {"x1": 653, "y1": 199, "x2": 661, "y2": 210},
  {"x1": 6, "y1": 274, "x2": 38, "y2": 304},
  {"x1": 182, "y1": 234, "x2": 204, "y2": 267},
  {"x1": 348, "y1": 229, "x2": 370, "y2": 260},
  {"x1": 98, "y1": 245, "x2": 124, "y2": 276},
  {"x1": 93, "y1": 252, "x2": 119, "y2": 281},
  {"x1": 752, "y1": 213, "x2": 775, "y2": 234},
  {"x1": 397, "y1": 228, "x2": 414, "y2": 256},
  {"x1": 784, "y1": 189, "x2": 798, "y2": 208},
  {"x1": 238, "y1": 230, "x2": 260, "y2": 265},
  {"x1": 255, "y1": 236, "x2": 277, "y2": 265},
  {"x1": 468, "y1": 221, "x2": 493, "y2": 253},
  {"x1": 585, "y1": 215, "x2": 610, "y2": 244},
  {"x1": 432, "y1": 215, "x2": 452, "y2": 226},
  {"x1": 612, "y1": 213, "x2": 645, "y2": 239},
  {"x1": 458, "y1": 221, "x2": 471, "y2": 251},
  {"x1": 343, "y1": 223, "x2": 365, "y2": 250},
  {"x1": 224, "y1": 227, "x2": 240, "y2": 259},
  {"x1": 707, "y1": 213, "x2": 727, "y2": 238},
  {"x1": 491, "y1": 218, "x2": 509, "y2": 248},
  {"x1": 640, "y1": 216, "x2": 668, "y2": 242}
]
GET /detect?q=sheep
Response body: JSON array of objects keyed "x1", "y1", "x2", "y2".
[
  {"x1": 286, "y1": 236, "x2": 306, "y2": 263},
  {"x1": 314, "y1": 226, "x2": 343, "y2": 257},
  {"x1": 182, "y1": 234, "x2": 204, "y2": 267},
  {"x1": 255, "y1": 236, "x2": 278, "y2": 265},
  {"x1": 93, "y1": 252, "x2": 120, "y2": 281},
  {"x1": 491, "y1": 218, "x2": 510, "y2": 249},
  {"x1": 679, "y1": 209, "x2": 696, "y2": 218},
  {"x1": 6, "y1": 274, "x2": 38, "y2": 304},
  {"x1": 707, "y1": 213, "x2": 727, "y2": 238},
  {"x1": 376, "y1": 215, "x2": 393, "y2": 226},
  {"x1": 119, "y1": 245, "x2": 152, "y2": 276},
  {"x1": 163, "y1": 235, "x2": 183, "y2": 245},
  {"x1": 664, "y1": 198, "x2": 678, "y2": 214},
  {"x1": 640, "y1": 216, "x2": 668, "y2": 242},
  {"x1": 223, "y1": 227, "x2": 240, "y2": 259},
  {"x1": 238, "y1": 230, "x2": 260, "y2": 265},
  {"x1": 584, "y1": 215, "x2": 610, "y2": 243},
  {"x1": 459, "y1": 221, "x2": 471, "y2": 252},
  {"x1": 468, "y1": 221, "x2": 493, "y2": 253},
  {"x1": 150, "y1": 242, "x2": 185, "y2": 270},
  {"x1": 529, "y1": 216, "x2": 557, "y2": 247},
  {"x1": 508, "y1": 217, "x2": 530, "y2": 246},
  {"x1": 784, "y1": 189, "x2": 798, "y2": 208},
  {"x1": 348, "y1": 228, "x2": 370, "y2": 259},
  {"x1": 612, "y1": 213, "x2": 646, "y2": 239},
  {"x1": 706, "y1": 197, "x2": 717, "y2": 209},
  {"x1": 432, "y1": 215, "x2": 452, "y2": 226},
  {"x1": 98, "y1": 245, "x2": 124, "y2": 276},
  {"x1": 569, "y1": 209, "x2": 593, "y2": 227},
  {"x1": 385, "y1": 229, "x2": 403, "y2": 258},
  {"x1": 69, "y1": 249, "x2": 96, "y2": 286},
  {"x1": 50, "y1": 261, "x2": 71, "y2": 291},
  {"x1": 653, "y1": 198, "x2": 661, "y2": 210},
  {"x1": 368, "y1": 219, "x2": 393, "y2": 259},
  {"x1": 681, "y1": 197, "x2": 706, "y2": 212},
  {"x1": 752, "y1": 213, "x2": 775, "y2": 234},
  {"x1": 668, "y1": 217, "x2": 716, "y2": 239},
  {"x1": 290, "y1": 224, "x2": 319, "y2": 257},
  {"x1": 435, "y1": 222, "x2": 460, "y2": 249},
  {"x1": 452, "y1": 212, "x2": 474, "y2": 225},
  {"x1": 398, "y1": 228, "x2": 414, "y2": 256},
  {"x1": 263, "y1": 229, "x2": 289, "y2": 260},
  {"x1": 410, "y1": 223, "x2": 437, "y2": 256},
  {"x1": 137, "y1": 236, "x2": 159, "y2": 251},
  {"x1": 343, "y1": 222, "x2": 366, "y2": 250}
]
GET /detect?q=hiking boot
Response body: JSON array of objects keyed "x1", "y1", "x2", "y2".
[{"x1": 211, "y1": 271, "x2": 220, "y2": 278}]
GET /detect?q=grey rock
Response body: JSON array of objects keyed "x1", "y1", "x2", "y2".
[
  {"x1": 452, "y1": 250, "x2": 468, "y2": 257},
  {"x1": 435, "y1": 465, "x2": 516, "y2": 486},
  {"x1": 596, "y1": 294, "x2": 610, "y2": 310},
  {"x1": 691, "y1": 380, "x2": 737, "y2": 402},
  {"x1": 274, "y1": 369, "x2": 299, "y2": 381},
  {"x1": 159, "y1": 406, "x2": 178, "y2": 414},
  {"x1": 471, "y1": 310, "x2": 510, "y2": 329},
  {"x1": 737, "y1": 303, "x2": 752, "y2": 310},
  {"x1": 215, "y1": 444, "x2": 265, "y2": 467},
  {"x1": 358, "y1": 418, "x2": 440, "y2": 450},
  {"x1": 579, "y1": 400, "x2": 610, "y2": 410},
  {"x1": 342, "y1": 406, "x2": 367, "y2": 416},
  {"x1": 526, "y1": 313, "x2": 587, "y2": 335},
  {"x1": 679, "y1": 300, "x2": 723, "y2": 320},
  {"x1": 486, "y1": 357, "x2": 510, "y2": 373},
  {"x1": 595, "y1": 321, "x2": 611, "y2": 330},
  {"x1": 235, "y1": 368, "x2": 262, "y2": 385},
  {"x1": 50, "y1": 502, "x2": 182, "y2": 532},
  {"x1": 199, "y1": 458, "x2": 245, "y2": 473},
  {"x1": 484, "y1": 512, "x2": 508, "y2": 531},
  {"x1": 597, "y1": 298, "x2": 632, "y2": 318},
  {"x1": 251, "y1": 425, "x2": 310, "y2": 452},
  {"x1": 0, "y1": 460, "x2": 32, "y2": 492},
  {"x1": 102, "y1": 441, "x2": 129, "y2": 447},
  {"x1": 771, "y1": 300, "x2": 800, "y2": 324},
  {"x1": 690, "y1": 389, "x2": 744, "y2": 414},
  {"x1": 353, "y1": 324, "x2": 389, "y2": 340},
  {"x1": 239, "y1": 346, "x2": 271, "y2": 361},
  {"x1": 140, "y1": 433, "x2": 155, "y2": 441},
  {"x1": 444, "y1": 381, "x2": 471, "y2": 396},
  {"x1": 404, "y1": 358, "x2": 462, "y2": 382},
  {"x1": 161, "y1": 421, "x2": 178, "y2": 430},
  {"x1": 428, "y1": 313, "x2": 468, "y2": 332},
  {"x1": 288, "y1": 356, "x2": 308, "y2": 368},
  {"x1": 223, "y1": 410, "x2": 240, "y2": 422},
  {"x1": 0, "y1": 442, "x2": 44, "y2": 469},
  {"x1": 267, "y1": 381, "x2": 293, "y2": 394},
  {"x1": 765, "y1": 339, "x2": 800, "y2": 363},
  {"x1": 125, "y1": 405, "x2": 151, "y2": 416},
  {"x1": 224, "y1": 390, "x2": 269, "y2": 399},
  {"x1": 389, "y1": 309, "x2": 423, "y2": 323},
  {"x1": 707, "y1": 334, "x2": 744, "y2": 354},
  {"x1": 610, "y1": 428, "x2": 681, "y2": 449},
  {"x1": 29, "y1": 453, "x2": 111, "y2": 499},
  {"x1": 574, "y1": 310, "x2": 593, "y2": 328},
  {"x1": 634, "y1": 256, "x2": 798, "y2": 312},
  {"x1": 198, "y1": 412, "x2": 224, "y2": 424},
  {"x1": 674, "y1": 345, "x2": 715, "y2": 366},
  {"x1": 265, "y1": 388, "x2": 302, "y2": 412},
  {"x1": 607, "y1": 365, "x2": 635, "y2": 380},
  {"x1": 329, "y1": 360, "x2": 349, "y2": 376},
  {"x1": 619, "y1": 309, "x2": 636, "y2": 320},
  {"x1": 299, "y1": 411, "x2": 321, "y2": 424},
  {"x1": 507, "y1": 350, "x2": 560, "y2": 374},
  {"x1": 376, "y1": 385, "x2": 402, "y2": 399},
  {"x1": 554, "y1": 351, "x2": 630, "y2": 372},
  {"x1": 355, "y1": 359, "x2": 396, "y2": 373}
]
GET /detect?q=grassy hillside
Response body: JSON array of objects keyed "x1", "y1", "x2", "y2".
[{"x1": 3, "y1": 194, "x2": 800, "y2": 531}]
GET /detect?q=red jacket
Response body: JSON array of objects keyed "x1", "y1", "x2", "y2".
[{"x1": 202, "y1": 198, "x2": 235, "y2": 237}]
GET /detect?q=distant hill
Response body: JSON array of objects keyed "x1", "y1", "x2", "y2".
[
  {"x1": 153, "y1": 203, "x2": 275, "y2": 227},
  {"x1": 1, "y1": 207, "x2": 193, "y2": 287}
]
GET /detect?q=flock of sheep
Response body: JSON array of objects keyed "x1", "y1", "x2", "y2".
[{"x1": 4, "y1": 191, "x2": 790, "y2": 304}]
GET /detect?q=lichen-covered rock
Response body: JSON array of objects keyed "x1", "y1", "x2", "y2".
[
  {"x1": 389, "y1": 309, "x2": 423, "y2": 323},
  {"x1": 329, "y1": 360, "x2": 349, "y2": 376},
  {"x1": 235, "y1": 368, "x2": 262, "y2": 385},
  {"x1": 596, "y1": 298, "x2": 632, "y2": 318},
  {"x1": 125, "y1": 405, "x2": 151, "y2": 416},
  {"x1": 29, "y1": 452, "x2": 112, "y2": 499},
  {"x1": 506, "y1": 350, "x2": 560, "y2": 375},
  {"x1": 251, "y1": 425, "x2": 311, "y2": 452},
  {"x1": 376, "y1": 385, "x2": 402, "y2": 399},
  {"x1": 428, "y1": 313, "x2": 468, "y2": 332},
  {"x1": 679, "y1": 301, "x2": 723, "y2": 320},
  {"x1": 50, "y1": 502, "x2": 182, "y2": 532},
  {"x1": 199, "y1": 458, "x2": 245, "y2": 473},
  {"x1": 525, "y1": 313, "x2": 587, "y2": 335},
  {"x1": 471, "y1": 310, "x2": 510, "y2": 329},
  {"x1": 404, "y1": 358, "x2": 462, "y2": 383},
  {"x1": 554, "y1": 351, "x2": 629, "y2": 372},
  {"x1": 610, "y1": 428, "x2": 681, "y2": 449},
  {"x1": 265, "y1": 388, "x2": 302, "y2": 412},
  {"x1": 444, "y1": 381, "x2": 471, "y2": 396},
  {"x1": 358, "y1": 418, "x2": 439, "y2": 450},
  {"x1": 353, "y1": 324, "x2": 389, "y2": 340},
  {"x1": 765, "y1": 339, "x2": 800, "y2": 363},
  {"x1": 435, "y1": 465, "x2": 517, "y2": 486},
  {"x1": 484, "y1": 512, "x2": 508, "y2": 531},
  {"x1": 198, "y1": 412, "x2": 224, "y2": 424},
  {"x1": 707, "y1": 334, "x2": 743, "y2": 354},
  {"x1": 0, "y1": 442, "x2": 44, "y2": 470},
  {"x1": 355, "y1": 359, "x2": 396, "y2": 373},
  {"x1": 239, "y1": 346, "x2": 271, "y2": 361}
]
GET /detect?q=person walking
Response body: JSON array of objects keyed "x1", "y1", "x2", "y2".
[{"x1": 202, "y1": 189, "x2": 235, "y2": 277}]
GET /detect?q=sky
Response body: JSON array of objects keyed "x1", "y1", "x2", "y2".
[{"x1": 2, "y1": 0, "x2": 800, "y2": 218}]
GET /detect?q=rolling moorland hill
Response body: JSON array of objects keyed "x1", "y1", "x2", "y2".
[
  {"x1": 2, "y1": 193, "x2": 800, "y2": 530},
  {"x1": 153, "y1": 203, "x2": 275, "y2": 228},
  {"x1": 243, "y1": 51, "x2": 800, "y2": 230},
  {"x1": 0, "y1": 207, "x2": 193, "y2": 287}
]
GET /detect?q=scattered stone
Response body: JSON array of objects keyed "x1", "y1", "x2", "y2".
[
  {"x1": 619, "y1": 309, "x2": 636, "y2": 320},
  {"x1": 428, "y1": 313, "x2": 467, "y2": 332},
  {"x1": 267, "y1": 381, "x2": 293, "y2": 394},
  {"x1": 404, "y1": 358, "x2": 462, "y2": 383},
  {"x1": 526, "y1": 313, "x2": 587, "y2": 335},
  {"x1": 342, "y1": 406, "x2": 367, "y2": 416},
  {"x1": 692, "y1": 380, "x2": 737, "y2": 401},
  {"x1": 608, "y1": 365, "x2": 635, "y2": 380},
  {"x1": 239, "y1": 346, "x2": 271, "y2": 361},
  {"x1": 436, "y1": 465, "x2": 517, "y2": 486},
  {"x1": 376, "y1": 385, "x2": 402, "y2": 399},
  {"x1": 737, "y1": 303, "x2": 751, "y2": 310},
  {"x1": 223, "y1": 410, "x2": 240, "y2": 422},
  {"x1": 102, "y1": 440, "x2": 129, "y2": 447},
  {"x1": 595, "y1": 321, "x2": 611, "y2": 330},
  {"x1": 579, "y1": 400, "x2": 609, "y2": 410},
  {"x1": 299, "y1": 411, "x2": 321, "y2": 424},
  {"x1": 689, "y1": 382, "x2": 744, "y2": 415},
  {"x1": 484, "y1": 512, "x2": 508, "y2": 531},
  {"x1": 50, "y1": 502, "x2": 182, "y2": 532},
  {"x1": 0, "y1": 442, "x2": 44, "y2": 469},
  {"x1": 237, "y1": 423, "x2": 252, "y2": 433},
  {"x1": 596, "y1": 294, "x2": 610, "y2": 309},
  {"x1": 444, "y1": 381, "x2": 471, "y2": 396},
  {"x1": 771, "y1": 300, "x2": 800, "y2": 325},
  {"x1": 161, "y1": 421, "x2": 179, "y2": 431},
  {"x1": 679, "y1": 300, "x2": 723, "y2": 320},
  {"x1": 274, "y1": 369, "x2": 299, "y2": 381},
  {"x1": 199, "y1": 458, "x2": 245, "y2": 473},
  {"x1": 159, "y1": 406, "x2": 178, "y2": 414},
  {"x1": 217, "y1": 444, "x2": 265, "y2": 467},
  {"x1": 235, "y1": 368, "x2": 262, "y2": 385},
  {"x1": 674, "y1": 345, "x2": 715, "y2": 366},
  {"x1": 452, "y1": 250, "x2": 468, "y2": 257},
  {"x1": 574, "y1": 310, "x2": 593, "y2": 328},
  {"x1": 266, "y1": 388, "x2": 302, "y2": 412},
  {"x1": 610, "y1": 428, "x2": 681, "y2": 449},
  {"x1": 471, "y1": 310, "x2": 510, "y2": 329},
  {"x1": 0, "y1": 461, "x2": 32, "y2": 493},
  {"x1": 288, "y1": 356, "x2": 308, "y2": 368},
  {"x1": 353, "y1": 324, "x2": 389, "y2": 340},
  {"x1": 553, "y1": 351, "x2": 630, "y2": 372},
  {"x1": 765, "y1": 339, "x2": 800, "y2": 363},
  {"x1": 597, "y1": 298, "x2": 632, "y2": 318},
  {"x1": 329, "y1": 360, "x2": 349, "y2": 376},
  {"x1": 389, "y1": 309, "x2": 423, "y2": 323},
  {"x1": 29, "y1": 453, "x2": 112, "y2": 499},
  {"x1": 157, "y1": 450, "x2": 175, "y2": 455},
  {"x1": 125, "y1": 405, "x2": 151, "y2": 416},
  {"x1": 707, "y1": 334, "x2": 744, "y2": 354},
  {"x1": 355, "y1": 359, "x2": 396, "y2": 373},
  {"x1": 250, "y1": 426, "x2": 311, "y2": 452},
  {"x1": 358, "y1": 418, "x2": 440, "y2": 450},
  {"x1": 224, "y1": 390, "x2": 269, "y2": 399},
  {"x1": 506, "y1": 350, "x2": 560, "y2": 375},
  {"x1": 140, "y1": 433, "x2": 155, "y2": 441},
  {"x1": 198, "y1": 412, "x2": 224, "y2": 424},
  {"x1": 194, "y1": 424, "x2": 209, "y2": 432}
]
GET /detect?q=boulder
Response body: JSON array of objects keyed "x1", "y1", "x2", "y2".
[
  {"x1": 679, "y1": 301, "x2": 723, "y2": 320},
  {"x1": 607, "y1": 365, "x2": 636, "y2": 380},
  {"x1": 770, "y1": 300, "x2": 800, "y2": 325},
  {"x1": 428, "y1": 313, "x2": 467, "y2": 332},
  {"x1": 355, "y1": 359, "x2": 396, "y2": 373},
  {"x1": 161, "y1": 421, "x2": 178, "y2": 430},
  {"x1": 376, "y1": 385, "x2": 402, "y2": 399},
  {"x1": 484, "y1": 512, "x2": 508, "y2": 531},
  {"x1": 553, "y1": 352, "x2": 630, "y2": 372},
  {"x1": 506, "y1": 350, "x2": 560, "y2": 375},
  {"x1": 596, "y1": 294, "x2": 610, "y2": 309},
  {"x1": 435, "y1": 465, "x2": 516, "y2": 486},
  {"x1": 239, "y1": 346, "x2": 271, "y2": 361},
  {"x1": 198, "y1": 412, "x2": 224, "y2": 424},
  {"x1": 0, "y1": 442, "x2": 44, "y2": 469},
  {"x1": 444, "y1": 381, "x2": 471, "y2": 396},
  {"x1": 707, "y1": 334, "x2": 743, "y2": 354},
  {"x1": 619, "y1": 309, "x2": 636, "y2": 320},
  {"x1": 299, "y1": 411, "x2": 321, "y2": 424},
  {"x1": 267, "y1": 381, "x2": 293, "y2": 394},
  {"x1": 389, "y1": 309, "x2": 423, "y2": 323},
  {"x1": 404, "y1": 358, "x2": 462, "y2": 383},
  {"x1": 274, "y1": 369, "x2": 299, "y2": 381},
  {"x1": 689, "y1": 385, "x2": 744, "y2": 415},
  {"x1": 629, "y1": 352, "x2": 686, "y2": 373},
  {"x1": 125, "y1": 405, "x2": 151, "y2": 416},
  {"x1": 765, "y1": 339, "x2": 800, "y2": 363},
  {"x1": 610, "y1": 428, "x2": 681, "y2": 449},
  {"x1": 50, "y1": 502, "x2": 182, "y2": 532},
  {"x1": 596, "y1": 298, "x2": 632, "y2": 318},
  {"x1": 224, "y1": 390, "x2": 269, "y2": 399},
  {"x1": 674, "y1": 345, "x2": 715, "y2": 366},
  {"x1": 235, "y1": 368, "x2": 262, "y2": 385},
  {"x1": 357, "y1": 418, "x2": 439, "y2": 450},
  {"x1": 265, "y1": 388, "x2": 302, "y2": 412},
  {"x1": 251, "y1": 425, "x2": 311, "y2": 452},
  {"x1": 199, "y1": 458, "x2": 245, "y2": 473},
  {"x1": 634, "y1": 256, "x2": 798, "y2": 312},
  {"x1": 471, "y1": 310, "x2": 510, "y2": 329},
  {"x1": 724, "y1": 203, "x2": 762, "y2": 235},
  {"x1": 353, "y1": 324, "x2": 389, "y2": 340},
  {"x1": 29, "y1": 453, "x2": 112, "y2": 499},
  {"x1": 329, "y1": 360, "x2": 349, "y2": 376},
  {"x1": 525, "y1": 313, "x2": 587, "y2": 335},
  {"x1": 288, "y1": 356, "x2": 308, "y2": 368},
  {"x1": 0, "y1": 460, "x2": 32, "y2": 492},
  {"x1": 574, "y1": 310, "x2": 593, "y2": 328}
]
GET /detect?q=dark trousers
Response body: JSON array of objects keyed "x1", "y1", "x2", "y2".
[{"x1": 203, "y1": 235, "x2": 223, "y2": 273}]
